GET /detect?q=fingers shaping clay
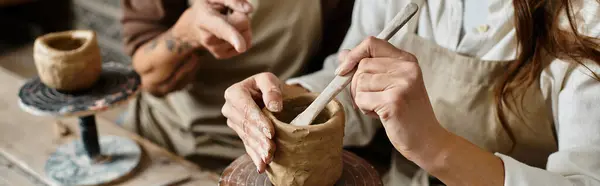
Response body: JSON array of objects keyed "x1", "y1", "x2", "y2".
[
  {"x1": 262, "y1": 93, "x2": 345, "y2": 186},
  {"x1": 34, "y1": 30, "x2": 102, "y2": 91}
]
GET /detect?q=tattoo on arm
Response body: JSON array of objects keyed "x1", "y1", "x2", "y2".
[
  {"x1": 145, "y1": 32, "x2": 194, "y2": 54},
  {"x1": 165, "y1": 39, "x2": 176, "y2": 51},
  {"x1": 145, "y1": 39, "x2": 159, "y2": 52}
]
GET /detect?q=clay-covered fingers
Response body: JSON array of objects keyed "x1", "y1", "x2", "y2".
[
  {"x1": 252, "y1": 73, "x2": 283, "y2": 112},
  {"x1": 226, "y1": 119, "x2": 273, "y2": 173},
  {"x1": 223, "y1": 85, "x2": 274, "y2": 138},
  {"x1": 225, "y1": 114, "x2": 275, "y2": 161},
  {"x1": 222, "y1": 101, "x2": 274, "y2": 172},
  {"x1": 335, "y1": 37, "x2": 417, "y2": 75},
  {"x1": 222, "y1": 73, "x2": 284, "y2": 172},
  {"x1": 244, "y1": 142, "x2": 267, "y2": 173},
  {"x1": 227, "y1": 117, "x2": 268, "y2": 172}
]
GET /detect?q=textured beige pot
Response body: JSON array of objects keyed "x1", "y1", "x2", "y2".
[
  {"x1": 34, "y1": 30, "x2": 102, "y2": 91},
  {"x1": 263, "y1": 93, "x2": 345, "y2": 186}
]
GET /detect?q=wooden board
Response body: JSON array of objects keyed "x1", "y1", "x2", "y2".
[
  {"x1": 0, "y1": 154, "x2": 45, "y2": 186},
  {"x1": 0, "y1": 67, "x2": 219, "y2": 185}
]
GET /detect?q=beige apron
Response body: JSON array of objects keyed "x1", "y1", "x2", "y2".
[
  {"x1": 123, "y1": 0, "x2": 322, "y2": 163},
  {"x1": 382, "y1": 17, "x2": 559, "y2": 185}
]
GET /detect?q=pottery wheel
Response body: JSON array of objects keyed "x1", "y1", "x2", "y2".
[
  {"x1": 219, "y1": 150, "x2": 383, "y2": 186},
  {"x1": 18, "y1": 62, "x2": 140, "y2": 117},
  {"x1": 45, "y1": 135, "x2": 141, "y2": 186}
]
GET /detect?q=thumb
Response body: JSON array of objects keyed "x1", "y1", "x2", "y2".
[{"x1": 252, "y1": 73, "x2": 283, "y2": 112}]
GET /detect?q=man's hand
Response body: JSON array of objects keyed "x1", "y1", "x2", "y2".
[
  {"x1": 221, "y1": 73, "x2": 283, "y2": 173},
  {"x1": 174, "y1": 0, "x2": 253, "y2": 58},
  {"x1": 133, "y1": 0, "x2": 254, "y2": 96}
]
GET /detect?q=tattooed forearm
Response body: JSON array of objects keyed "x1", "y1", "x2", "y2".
[
  {"x1": 161, "y1": 55, "x2": 192, "y2": 85},
  {"x1": 178, "y1": 42, "x2": 192, "y2": 54},
  {"x1": 145, "y1": 32, "x2": 195, "y2": 54},
  {"x1": 145, "y1": 39, "x2": 159, "y2": 52}
]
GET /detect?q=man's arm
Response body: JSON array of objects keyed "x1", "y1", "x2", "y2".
[
  {"x1": 121, "y1": 0, "x2": 187, "y2": 57},
  {"x1": 121, "y1": 0, "x2": 197, "y2": 95},
  {"x1": 121, "y1": 0, "x2": 253, "y2": 96}
]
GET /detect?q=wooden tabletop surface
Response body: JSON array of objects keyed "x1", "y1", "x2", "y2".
[{"x1": 0, "y1": 66, "x2": 219, "y2": 186}]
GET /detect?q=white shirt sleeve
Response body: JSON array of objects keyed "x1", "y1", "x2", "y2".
[
  {"x1": 495, "y1": 1, "x2": 600, "y2": 184},
  {"x1": 286, "y1": 0, "x2": 408, "y2": 147},
  {"x1": 495, "y1": 61, "x2": 600, "y2": 186}
]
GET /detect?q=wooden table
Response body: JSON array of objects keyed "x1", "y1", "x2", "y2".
[{"x1": 0, "y1": 67, "x2": 219, "y2": 186}]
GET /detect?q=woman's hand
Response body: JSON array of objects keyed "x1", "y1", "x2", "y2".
[
  {"x1": 337, "y1": 37, "x2": 507, "y2": 186},
  {"x1": 221, "y1": 73, "x2": 283, "y2": 173},
  {"x1": 336, "y1": 37, "x2": 447, "y2": 158}
]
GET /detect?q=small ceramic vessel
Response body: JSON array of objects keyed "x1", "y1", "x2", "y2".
[{"x1": 34, "y1": 30, "x2": 102, "y2": 91}]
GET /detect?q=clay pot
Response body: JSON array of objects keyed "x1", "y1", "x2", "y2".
[
  {"x1": 263, "y1": 93, "x2": 345, "y2": 186},
  {"x1": 33, "y1": 30, "x2": 102, "y2": 91}
]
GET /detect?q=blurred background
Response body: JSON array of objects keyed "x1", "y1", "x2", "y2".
[
  {"x1": 0, "y1": 0, "x2": 131, "y2": 123},
  {"x1": 0, "y1": 0, "x2": 130, "y2": 78}
]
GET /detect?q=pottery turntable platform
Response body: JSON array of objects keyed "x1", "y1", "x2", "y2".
[
  {"x1": 18, "y1": 62, "x2": 141, "y2": 186},
  {"x1": 219, "y1": 151, "x2": 383, "y2": 186}
]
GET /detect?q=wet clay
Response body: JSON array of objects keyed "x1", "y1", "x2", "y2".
[
  {"x1": 271, "y1": 97, "x2": 330, "y2": 125},
  {"x1": 34, "y1": 30, "x2": 102, "y2": 91},
  {"x1": 263, "y1": 93, "x2": 345, "y2": 186}
]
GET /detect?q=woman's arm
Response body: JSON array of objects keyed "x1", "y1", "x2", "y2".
[
  {"x1": 334, "y1": 0, "x2": 600, "y2": 185},
  {"x1": 334, "y1": 34, "x2": 600, "y2": 186},
  {"x1": 333, "y1": 36, "x2": 506, "y2": 185},
  {"x1": 424, "y1": 0, "x2": 600, "y2": 185}
]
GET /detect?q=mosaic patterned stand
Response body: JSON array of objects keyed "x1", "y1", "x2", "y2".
[
  {"x1": 219, "y1": 151, "x2": 383, "y2": 186},
  {"x1": 18, "y1": 62, "x2": 142, "y2": 186}
]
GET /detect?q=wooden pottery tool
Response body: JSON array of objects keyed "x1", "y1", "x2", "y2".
[
  {"x1": 290, "y1": 3, "x2": 419, "y2": 126},
  {"x1": 20, "y1": 35, "x2": 142, "y2": 186}
]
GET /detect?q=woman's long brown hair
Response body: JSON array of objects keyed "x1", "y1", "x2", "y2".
[{"x1": 496, "y1": 0, "x2": 600, "y2": 150}]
